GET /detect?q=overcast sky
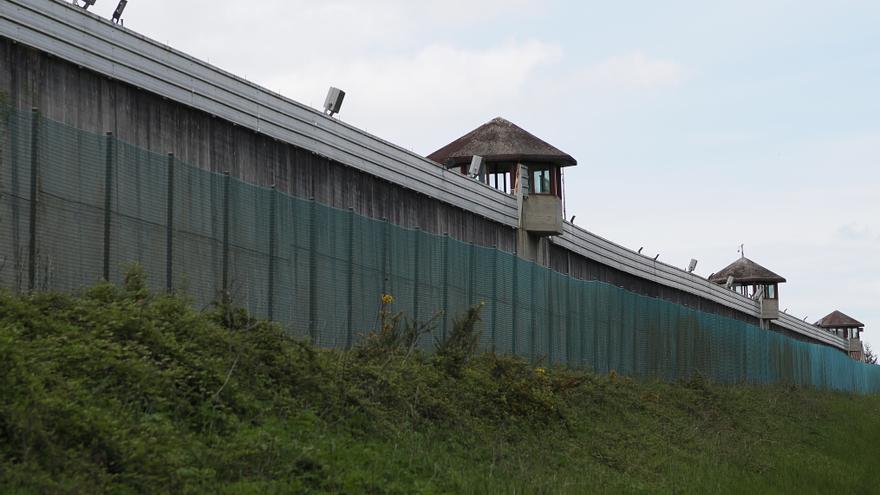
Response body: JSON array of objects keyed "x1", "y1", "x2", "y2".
[{"x1": 87, "y1": 0, "x2": 880, "y2": 353}]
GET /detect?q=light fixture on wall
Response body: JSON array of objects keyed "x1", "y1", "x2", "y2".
[
  {"x1": 112, "y1": 0, "x2": 128, "y2": 24},
  {"x1": 687, "y1": 259, "x2": 698, "y2": 273},
  {"x1": 323, "y1": 87, "x2": 345, "y2": 117},
  {"x1": 73, "y1": 0, "x2": 97, "y2": 10},
  {"x1": 468, "y1": 155, "x2": 485, "y2": 179}
]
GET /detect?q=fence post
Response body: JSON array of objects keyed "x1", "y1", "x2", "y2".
[
  {"x1": 547, "y1": 273, "x2": 554, "y2": 365},
  {"x1": 441, "y1": 233, "x2": 449, "y2": 342},
  {"x1": 308, "y1": 198, "x2": 317, "y2": 343},
  {"x1": 27, "y1": 108, "x2": 39, "y2": 292},
  {"x1": 102, "y1": 132, "x2": 114, "y2": 281},
  {"x1": 267, "y1": 185, "x2": 277, "y2": 321},
  {"x1": 563, "y1": 278, "x2": 574, "y2": 367},
  {"x1": 467, "y1": 241, "x2": 475, "y2": 304},
  {"x1": 530, "y1": 263, "x2": 537, "y2": 363},
  {"x1": 165, "y1": 153, "x2": 175, "y2": 292},
  {"x1": 8, "y1": 108, "x2": 21, "y2": 290},
  {"x1": 491, "y1": 245, "x2": 498, "y2": 353},
  {"x1": 346, "y1": 207, "x2": 355, "y2": 349},
  {"x1": 221, "y1": 171, "x2": 231, "y2": 297},
  {"x1": 511, "y1": 256, "x2": 518, "y2": 356},
  {"x1": 380, "y1": 217, "x2": 389, "y2": 296},
  {"x1": 413, "y1": 227, "x2": 420, "y2": 325},
  {"x1": 580, "y1": 282, "x2": 588, "y2": 368}
]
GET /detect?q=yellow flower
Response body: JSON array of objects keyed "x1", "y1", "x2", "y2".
[
  {"x1": 381, "y1": 294, "x2": 394, "y2": 304},
  {"x1": 535, "y1": 367, "x2": 547, "y2": 375}
]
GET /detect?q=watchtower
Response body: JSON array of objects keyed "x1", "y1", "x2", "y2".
[
  {"x1": 816, "y1": 311, "x2": 866, "y2": 361},
  {"x1": 428, "y1": 117, "x2": 577, "y2": 264},
  {"x1": 709, "y1": 256, "x2": 786, "y2": 325}
]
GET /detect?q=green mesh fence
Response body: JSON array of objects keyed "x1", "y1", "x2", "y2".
[{"x1": 1, "y1": 107, "x2": 879, "y2": 394}]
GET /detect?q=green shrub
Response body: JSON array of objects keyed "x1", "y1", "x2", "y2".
[{"x1": 1, "y1": 277, "x2": 878, "y2": 494}]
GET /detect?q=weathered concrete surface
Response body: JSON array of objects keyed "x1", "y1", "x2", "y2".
[
  {"x1": 0, "y1": 35, "x2": 845, "y2": 351},
  {"x1": 0, "y1": 37, "x2": 517, "y2": 252},
  {"x1": 523, "y1": 195, "x2": 563, "y2": 235}
]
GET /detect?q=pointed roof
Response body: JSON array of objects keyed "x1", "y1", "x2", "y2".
[
  {"x1": 815, "y1": 310, "x2": 864, "y2": 329},
  {"x1": 708, "y1": 257, "x2": 786, "y2": 285},
  {"x1": 427, "y1": 117, "x2": 577, "y2": 168}
]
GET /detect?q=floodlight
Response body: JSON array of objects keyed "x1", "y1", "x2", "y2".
[
  {"x1": 76, "y1": 0, "x2": 97, "y2": 10},
  {"x1": 323, "y1": 87, "x2": 345, "y2": 116},
  {"x1": 725, "y1": 275, "x2": 734, "y2": 289},
  {"x1": 687, "y1": 259, "x2": 698, "y2": 273},
  {"x1": 112, "y1": 0, "x2": 127, "y2": 24},
  {"x1": 752, "y1": 286, "x2": 764, "y2": 300},
  {"x1": 468, "y1": 155, "x2": 485, "y2": 178}
]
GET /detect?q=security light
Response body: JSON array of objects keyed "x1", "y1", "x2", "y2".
[
  {"x1": 74, "y1": 0, "x2": 97, "y2": 10},
  {"x1": 725, "y1": 275, "x2": 735, "y2": 289},
  {"x1": 752, "y1": 286, "x2": 764, "y2": 300},
  {"x1": 687, "y1": 259, "x2": 698, "y2": 273},
  {"x1": 323, "y1": 87, "x2": 345, "y2": 116},
  {"x1": 111, "y1": 0, "x2": 127, "y2": 24},
  {"x1": 468, "y1": 155, "x2": 485, "y2": 178}
]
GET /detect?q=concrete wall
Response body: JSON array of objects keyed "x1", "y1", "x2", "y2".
[
  {"x1": 523, "y1": 195, "x2": 563, "y2": 235},
  {"x1": 0, "y1": 29, "x2": 845, "y2": 352},
  {"x1": 0, "y1": 38, "x2": 517, "y2": 252}
]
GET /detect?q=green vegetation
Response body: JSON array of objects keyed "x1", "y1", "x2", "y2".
[{"x1": 1, "y1": 272, "x2": 879, "y2": 494}]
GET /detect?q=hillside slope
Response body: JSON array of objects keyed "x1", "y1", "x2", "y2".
[{"x1": 1, "y1": 274, "x2": 879, "y2": 494}]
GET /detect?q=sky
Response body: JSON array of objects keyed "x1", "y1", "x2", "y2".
[{"x1": 85, "y1": 0, "x2": 880, "y2": 353}]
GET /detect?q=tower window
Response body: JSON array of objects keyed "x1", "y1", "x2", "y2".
[
  {"x1": 532, "y1": 169, "x2": 551, "y2": 194},
  {"x1": 529, "y1": 165, "x2": 561, "y2": 197}
]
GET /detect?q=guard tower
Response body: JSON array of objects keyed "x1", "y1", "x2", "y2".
[
  {"x1": 428, "y1": 117, "x2": 577, "y2": 264},
  {"x1": 709, "y1": 256, "x2": 786, "y2": 325},
  {"x1": 815, "y1": 311, "x2": 866, "y2": 361}
]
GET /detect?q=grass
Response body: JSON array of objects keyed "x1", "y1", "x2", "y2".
[{"x1": 1, "y1": 271, "x2": 879, "y2": 494}]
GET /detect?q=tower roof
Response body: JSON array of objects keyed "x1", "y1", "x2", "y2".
[
  {"x1": 815, "y1": 310, "x2": 864, "y2": 329},
  {"x1": 427, "y1": 117, "x2": 577, "y2": 168},
  {"x1": 708, "y1": 257, "x2": 786, "y2": 285}
]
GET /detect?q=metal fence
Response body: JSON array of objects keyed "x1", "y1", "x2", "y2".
[{"x1": 2, "y1": 106, "x2": 879, "y2": 394}]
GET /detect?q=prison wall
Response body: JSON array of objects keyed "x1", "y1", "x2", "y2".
[
  {"x1": 0, "y1": 31, "x2": 844, "y2": 350},
  {"x1": 0, "y1": 0, "x2": 852, "y2": 356},
  {"x1": 0, "y1": 38, "x2": 516, "y2": 252},
  {"x1": 4, "y1": 104, "x2": 880, "y2": 393}
]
